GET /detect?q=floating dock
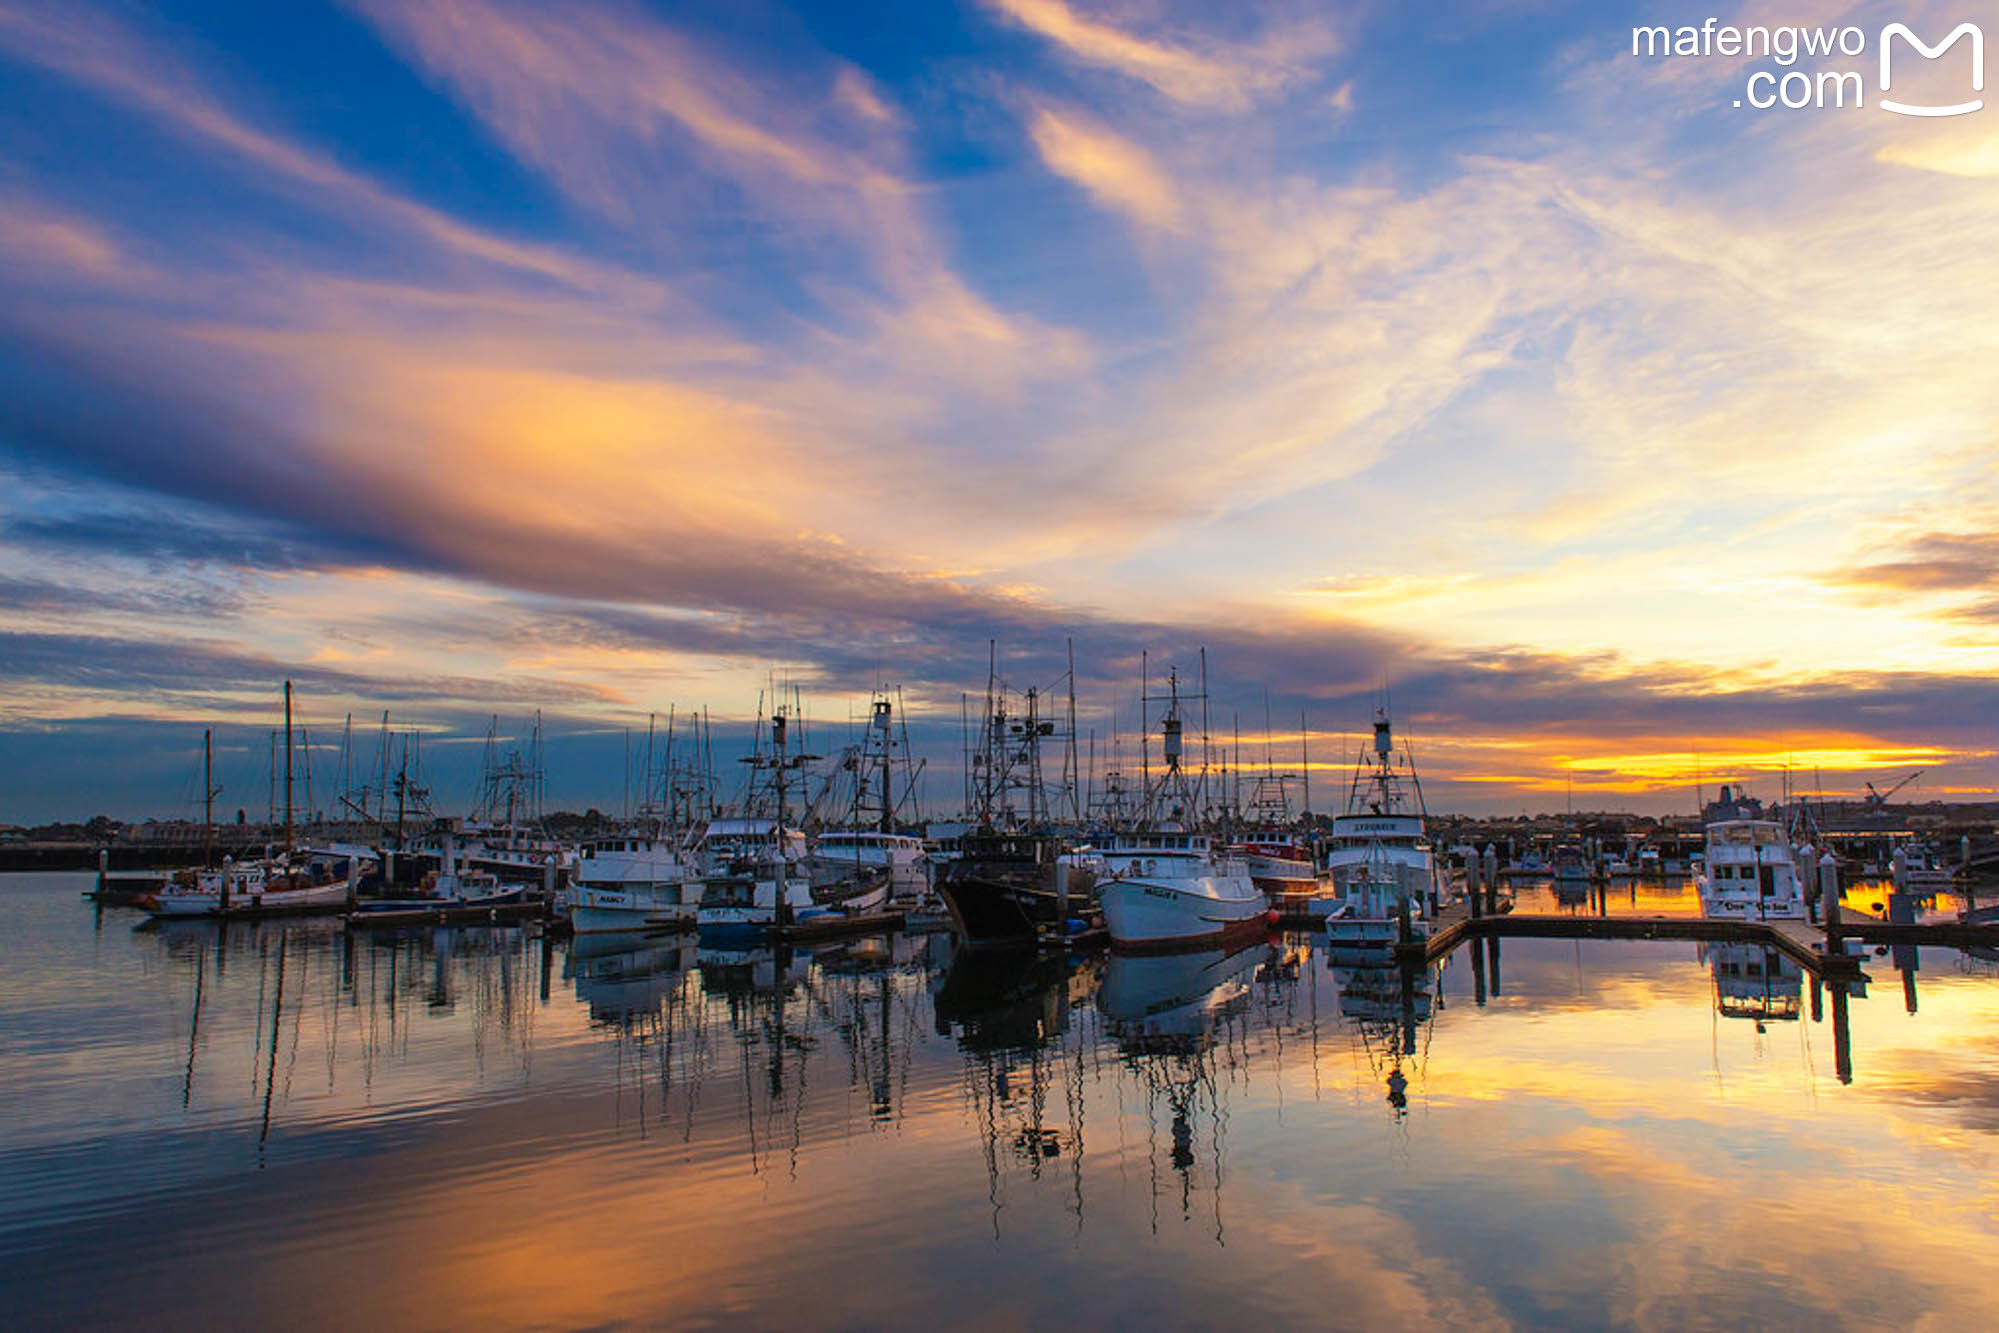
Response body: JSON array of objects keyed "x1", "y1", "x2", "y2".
[{"x1": 773, "y1": 910, "x2": 906, "y2": 942}]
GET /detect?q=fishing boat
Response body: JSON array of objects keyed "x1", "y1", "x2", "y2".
[
  {"x1": 937, "y1": 828, "x2": 1098, "y2": 947},
  {"x1": 148, "y1": 683, "x2": 362, "y2": 919},
  {"x1": 804, "y1": 691, "x2": 931, "y2": 905},
  {"x1": 807, "y1": 831, "x2": 928, "y2": 903},
  {"x1": 1097, "y1": 830, "x2": 1267, "y2": 951},
  {"x1": 571, "y1": 835, "x2": 697, "y2": 933},
  {"x1": 1696, "y1": 817, "x2": 1808, "y2": 920},
  {"x1": 1098, "y1": 664, "x2": 1266, "y2": 951},
  {"x1": 1553, "y1": 842, "x2": 1590, "y2": 885},
  {"x1": 1226, "y1": 768, "x2": 1321, "y2": 908},
  {"x1": 149, "y1": 852, "x2": 355, "y2": 918},
  {"x1": 1324, "y1": 708, "x2": 1438, "y2": 949},
  {"x1": 1891, "y1": 844, "x2": 1956, "y2": 894},
  {"x1": 698, "y1": 705, "x2": 888, "y2": 933},
  {"x1": 934, "y1": 657, "x2": 1100, "y2": 947}
]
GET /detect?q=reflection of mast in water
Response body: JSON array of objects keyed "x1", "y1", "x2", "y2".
[
  {"x1": 570, "y1": 932, "x2": 700, "y2": 1140},
  {"x1": 1100, "y1": 944, "x2": 1267, "y2": 1243},
  {"x1": 935, "y1": 945, "x2": 1099, "y2": 1237}
]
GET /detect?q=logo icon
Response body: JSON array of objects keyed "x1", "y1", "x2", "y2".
[{"x1": 1879, "y1": 22, "x2": 1984, "y2": 116}]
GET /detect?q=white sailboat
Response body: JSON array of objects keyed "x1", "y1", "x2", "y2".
[{"x1": 1324, "y1": 708, "x2": 1439, "y2": 950}]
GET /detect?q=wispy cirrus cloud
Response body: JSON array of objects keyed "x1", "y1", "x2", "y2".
[{"x1": 983, "y1": 0, "x2": 1339, "y2": 110}]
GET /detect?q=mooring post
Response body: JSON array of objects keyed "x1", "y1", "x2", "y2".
[
  {"x1": 1468, "y1": 852, "x2": 1482, "y2": 919},
  {"x1": 96, "y1": 847, "x2": 108, "y2": 898},
  {"x1": 1829, "y1": 982, "x2": 1853, "y2": 1085},
  {"x1": 1819, "y1": 852, "x2": 1842, "y2": 962}
]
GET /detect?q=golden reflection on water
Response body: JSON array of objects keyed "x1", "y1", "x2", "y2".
[{"x1": 7, "y1": 872, "x2": 1999, "y2": 1330}]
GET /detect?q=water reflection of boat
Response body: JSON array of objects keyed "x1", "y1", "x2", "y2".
[
  {"x1": 565, "y1": 931, "x2": 697, "y2": 1020},
  {"x1": 1100, "y1": 945, "x2": 1262, "y2": 1048},
  {"x1": 1100, "y1": 944, "x2": 1265, "y2": 1239},
  {"x1": 1329, "y1": 954, "x2": 1434, "y2": 1120},
  {"x1": 695, "y1": 941, "x2": 809, "y2": 997},
  {"x1": 1701, "y1": 942, "x2": 1802, "y2": 1026},
  {"x1": 934, "y1": 945, "x2": 1090, "y2": 1051}
]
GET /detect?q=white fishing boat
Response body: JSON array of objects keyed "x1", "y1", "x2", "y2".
[
  {"x1": 697, "y1": 704, "x2": 889, "y2": 933},
  {"x1": 1696, "y1": 818, "x2": 1807, "y2": 920},
  {"x1": 149, "y1": 682, "x2": 362, "y2": 919},
  {"x1": 149, "y1": 853, "x2": 354, "y2": 918},
  {"x1": 1097, "y1": 664, "x2": 1267, "y2": 951},
  {"x1": 571, "y1": 834, "x2": 697, "y2": 933},
  {"x1": 1325, "y1": 709, "x2": 1438, "y2": 949},
  {"x1": 1891, "y1": 844, "x2": 1956, "y2": 894},
  {"x1": 805, "y1": 691, "x2": 930, "y2": 904},
  {"x1": 1097, "y1": 830, "x2": 1269, "y2": 950},
  {"x1": 807, "y1": 831, "x2": 928, "y2": 902}
]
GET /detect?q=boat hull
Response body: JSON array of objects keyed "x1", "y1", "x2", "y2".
[
  {"x1": 1100, "y1": 876, "x2": 1268, "y2": 952},
  {"x1": 937, "y1": 857, "x2": 1098, "y2": 948},
  {"x1": 1324, "y1": 916, "x2": 1423, "y2": 947},
  {"x1": 570, "y1": 883, "x2": 694, "y2": 934},
  {"x1": 149, "y1": 880, "x2": 349, "y2": 918}
]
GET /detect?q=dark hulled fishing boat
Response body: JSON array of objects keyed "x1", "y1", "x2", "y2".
[{"x1": 936, "y1": 829, "x2": 1097, "y2": 948}]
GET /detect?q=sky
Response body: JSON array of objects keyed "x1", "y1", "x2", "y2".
[{"x1": 2, "y1": 0, "x2": 1997, "y2": 822}]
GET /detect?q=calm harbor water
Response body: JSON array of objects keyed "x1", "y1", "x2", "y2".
[{"x1": 5, "y1": 870, "x2": 1999, "y2": 1330}]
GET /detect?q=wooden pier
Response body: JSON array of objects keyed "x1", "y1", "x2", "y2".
[{"x1": 1400, "y1": 902, "x2": 1999, "y2": 977}]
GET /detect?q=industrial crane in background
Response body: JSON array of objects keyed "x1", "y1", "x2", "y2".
[{"x1": 1864, "y1": 770, "x2": 1922, "y2": 811}]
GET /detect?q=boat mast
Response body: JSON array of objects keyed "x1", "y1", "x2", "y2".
[
  {"x1": 772, "y1": 705, "x2": 791, "y2": 928},
  {"x1": 874, "y1": 695, "x2": 893, "y2": 834},
  {"x1": 202, "y1": 728, "x2": 217, "y2": 868},
  {"x1": 1065, "y1": 638, "x2": 1080, "y2": 826},
  {"x1": 282, "y1": 680, "x2": 294, "y2": 856}
]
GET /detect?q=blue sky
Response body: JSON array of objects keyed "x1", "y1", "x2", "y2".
[{"x1": 2, "y1": 0, "x2": 1997, "y2": 821}]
